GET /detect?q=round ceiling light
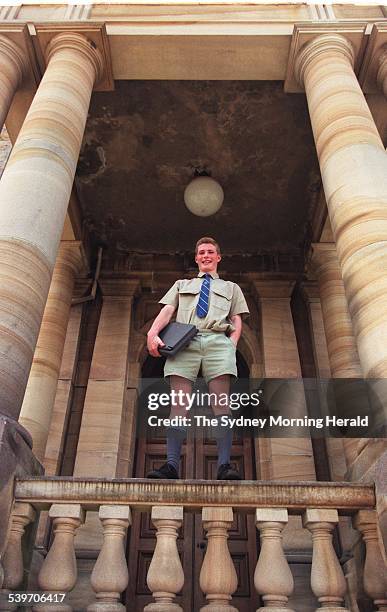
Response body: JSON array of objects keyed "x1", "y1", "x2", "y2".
[{"x1": 184, "y1": 176, "x2": 224, "y2": 217}]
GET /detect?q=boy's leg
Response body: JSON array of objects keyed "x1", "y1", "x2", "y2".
[
  {"x1": 147, "y1": 375, "x2": 192, "y2": 478},
  {"x1": 167, "y1": 375, "x2": 192, "y2": 471},
  {"x1": 208, "y1": 374, "x2": 241, "y2": 479}
]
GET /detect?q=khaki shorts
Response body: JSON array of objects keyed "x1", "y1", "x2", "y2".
[{"x1": 164, "y1": 331, "x2": 237, "y2": 383}]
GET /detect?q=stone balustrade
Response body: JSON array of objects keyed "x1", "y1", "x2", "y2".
[{"x1": 0, "y1": 477, "x2": 382, "y2": 611}]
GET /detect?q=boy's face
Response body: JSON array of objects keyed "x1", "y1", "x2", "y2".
[{"x1": 195, "y1": 243, "x2": 221, "y2": 274}]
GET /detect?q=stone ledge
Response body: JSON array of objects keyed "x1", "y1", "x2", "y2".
[{"x1": 14, "y1": 476, "x2": 375, "y2": 513}]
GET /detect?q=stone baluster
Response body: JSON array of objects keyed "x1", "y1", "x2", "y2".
[
  {"x1": 0, "y1": 35, "x2": 26, "y2": 131},
  {"x1": 353, "y1": 510, "x2": 387, "y2": 611},
  {"x1": 303, "y1": 509, "x2": 349, "y2": 611},
  {"x1": 34, "y1": 504, "x2": 85, "y2": 612},
  {"x1": 254, "y1": 509, "x2": 294, "y2": 611},
  {"x1": 88, "y1": 506, "x2": 131, "y2": 612},
  {"x1": 199, "y1": 507, "x2": 238, "y2": 612},
  {"x1": 145, "y1": 506, "x2": 184, "y2": 612},
  {"x1": 0, "y1": 503, "x2": 35, "y2": 611}
]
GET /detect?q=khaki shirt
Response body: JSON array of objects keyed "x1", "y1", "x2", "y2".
[{"x1": 159, "y1": 272, "x2": 249, "y2": 333}]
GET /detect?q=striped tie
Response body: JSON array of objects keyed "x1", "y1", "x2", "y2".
[{"x1": 196, "y1": 274, "x2": 211, "y2": 318}]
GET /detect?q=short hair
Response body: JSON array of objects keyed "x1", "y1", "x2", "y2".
[{"x1": 195, "y1": 237, "x2": 221, "y2": 255}]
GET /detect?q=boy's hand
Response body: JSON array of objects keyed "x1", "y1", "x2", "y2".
[{"x1": 147, "y1": 334, "x2": 165, "y2": 357}]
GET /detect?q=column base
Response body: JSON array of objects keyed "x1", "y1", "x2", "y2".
[
  {"x1": 200, "y1": 606, "x2": 238, "y2": 612},
  {"x1": 32, "y1": 606, "x2": 71, "y2": 612},
  {"x1": 144, "y1": 603, "x2": 183, "y2": 612},
  {"x1": 257, "y1": 608, "x2": 295, "y2": 612},
  {"x1": 314, "y1": 608, "x2": 349, "y2": 612},
  {"x1": 87, "y1": 603, "x2": 125, "y2": 612}
]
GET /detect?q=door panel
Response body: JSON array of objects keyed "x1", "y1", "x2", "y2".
[{"x1": 126, "y1": 354, "x2": 259, "y2": 611}]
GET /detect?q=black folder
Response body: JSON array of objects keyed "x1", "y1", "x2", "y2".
[{"x1": 158, "y1": 322, "x2": 198, "y2": 357}]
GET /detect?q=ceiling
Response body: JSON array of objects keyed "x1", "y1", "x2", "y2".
[{"x1": 75, "y1": 80, "x2": 321, "y2": 259}]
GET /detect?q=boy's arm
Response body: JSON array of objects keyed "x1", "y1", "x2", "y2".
[
  {"x1": 147, "y1": 304, "x2": 176, "y2": 357},
  {"x1": 229, "y1": 314, "x2": 242, "y2": 346}
]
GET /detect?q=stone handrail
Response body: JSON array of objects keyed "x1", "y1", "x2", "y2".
[
  {"x1": 2, "y1": 477, "x2": 384, "y2": 611},
  {"x1": 14, "y1": 477, "x2": 375, "y2": 512}
]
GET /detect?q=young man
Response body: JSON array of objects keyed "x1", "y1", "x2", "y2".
[{"x1": 146, "y1": 237, "x2": 249, "y2": 480}]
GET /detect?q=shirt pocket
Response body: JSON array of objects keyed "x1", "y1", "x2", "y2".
[
  {"x1": 211, "y1": 285, "x2": 232, "y2": 315},
  {"x1": 178, "y1": 287, "x2": 200, "y2": 311}
]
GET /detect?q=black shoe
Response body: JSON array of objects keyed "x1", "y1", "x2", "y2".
[
  {"x1": 147, "y1": 462, "x2": 178, "y2": 479},
  {"x1": 217, "y1": 463, "x2": 242, "y2": 481}
]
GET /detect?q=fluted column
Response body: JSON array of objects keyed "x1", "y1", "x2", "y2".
[
  {"x1": 19, "y1": 241, "x2": 83, "y2": 461},
  {"x1": 294, "y1": 34, "x2": 387, "y2": 379},
  {"x1": 145, "y1": 506, "x2": 184, "y2": 612},
  {"x1": 0, "y1": 35, "x2": 26, "y2": 131},
  {"x1": 353, "y1": 510, "x2": 387, "y2": 611},
  {"x1": 0, "y1": 32, "x2": 103, "y2": 422},
  {"x1": 254, "y1": 508, "x2": 294, "y2": 612},
  {"x1": 303, "y1": 509, "x2": 349, "y2": 612},
  {"x1": 377, "y1": 48, "x2": 387, "y2": 98}
]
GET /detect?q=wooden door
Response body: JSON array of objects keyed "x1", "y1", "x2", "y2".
[{"x1": 125, "y1": 355, "x2": 259, "y2": 611}]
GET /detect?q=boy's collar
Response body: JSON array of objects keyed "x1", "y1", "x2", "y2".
[{"x1": 198, "y1": 271, "x2": 219, "y2": 279}]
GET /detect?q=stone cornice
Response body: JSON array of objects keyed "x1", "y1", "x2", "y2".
[
  {"x1": 285, "y1": 22, "x2": 367, "y2": 93},
  {"x1": 35, "y1": 23, "x2": 114, "y2": 92}
]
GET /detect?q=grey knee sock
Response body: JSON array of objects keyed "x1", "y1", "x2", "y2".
[
  {"x1": 166, "y1": 426, "x2": 187, "y2": 471},
  {"x1": 213, "y1": 415, "x2": 234, "y2": 468}
]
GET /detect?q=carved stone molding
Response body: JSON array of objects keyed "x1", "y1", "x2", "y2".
[
  {"x1": 35, "y1": 23, "x2": 114, "y2": 92},
  {"x1": 285, "y1": 22, "x2": 367, "y2": 92}
]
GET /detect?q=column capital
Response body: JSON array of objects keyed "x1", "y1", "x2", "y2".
[
  {"x1": 299, "y1": 281, "x2": 320, "y2": 304},
  {"x1": 35, "y1": 24, "x2": 113, "y2": 92},
  {"x1": 358, "y1": 23, "x2": 387, "y2": 95},
  {"x1": 310, "y1": 242, "x2": 339, "y2": 272},
  {"x1": 295, "y1": 34, "x2": 355, "y2": 88},
  {"x1": 57, "y1": 240, "x2": 87, "y2": 276},
  {"x1": 285, "y1": 24, "x2": 365, "y2": 93},
  {"x1": 252, "y1": 279, "x2": 295, "y2": 300},
  {"x1": 0, "y1": 34, "x2": 27, "y2": 88},
  {"x1": 98, "y1": 277, "x2": 140, "y2": 299}
]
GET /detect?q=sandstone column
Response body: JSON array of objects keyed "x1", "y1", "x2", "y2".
[
  {"x1": 0, "y1": 32, "x2": 103, "y2": 422},
  {"x1": 300, "y1": 281, "x2": 331, "y2": 380},
  {"x1": 311, "y1": 244, "x2": 362, "y2": 379},
  {"x1": 377, "y1": 48, "x2": 387, "y2": 98},
  {"x1": 254, "y1": 280, "x2": 316, "y2": 567},
  {"x1": 18, "y1": 241, "x2": 84, "y2": 462},
  {"x1": 253, "y1": 280, "x2": 316, "y2": 481},
  {"x1": 0, "y1": 35, "x2": 26, "y2": 131},
  {"x1": 294, "y1": 34, "x2": 387, "y2": 379},
  {"x1": 74, "y1": 278, "x2": 140, "y2": 478},
  {"x1": 311, "y1": 243, "x2": 367, "y2": 469}
]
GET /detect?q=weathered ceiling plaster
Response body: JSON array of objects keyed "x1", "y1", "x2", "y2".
[{"x1": 76, "y1": 80, "x2": 321, "y2": 257}]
